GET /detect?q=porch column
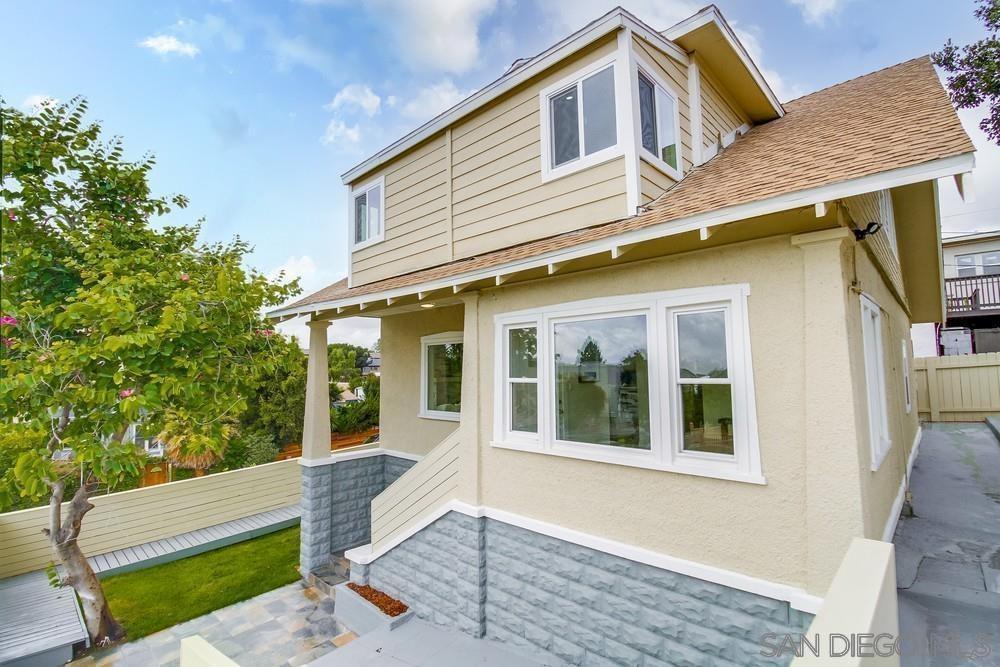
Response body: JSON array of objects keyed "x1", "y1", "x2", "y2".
[
  {"x1": 457, "y1": 292, "x2": 481, "y2": 504},
  {"x1": 302, "y1": 319, "x2": 332, "y2": 462},
  {"x1": 792, "y1": 226, "x2": 867, "y2": 595},
  {"x1": 300, "y1": 318, "x2": 332, "y2": 575}
]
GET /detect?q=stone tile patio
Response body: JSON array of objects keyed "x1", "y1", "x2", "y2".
[{"x1": 71, "y1": 582, "x2": 352, "y2": 667}]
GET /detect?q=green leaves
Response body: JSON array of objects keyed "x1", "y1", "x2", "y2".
[{"x1": 0, "y1": 97, "x2": 302, "y2": 510}]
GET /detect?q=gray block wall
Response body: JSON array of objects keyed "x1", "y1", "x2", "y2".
[
  {"x1": 350, "y1": 511, "x2": 814, "y2": 666},
  {"x1": 364, "y1": 512, "x2": 487, "y2": 637},
  {"x1": 299, "y1": 453, "x2": 416, "y2": 574}
]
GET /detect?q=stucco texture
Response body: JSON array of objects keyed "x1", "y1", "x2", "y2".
[{"x1": 380, "y1": 304, "x2": 463, "y2": 457}]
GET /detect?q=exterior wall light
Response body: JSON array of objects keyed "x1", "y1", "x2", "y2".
[{"x1": 853, "y1": 222, "x2": 882, "y2": 241}]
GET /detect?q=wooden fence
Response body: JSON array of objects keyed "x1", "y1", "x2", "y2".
[
  {"x1": 0, "y1": 458, "x2": 300, "y2": 579},
  {"x1": 913, "y1": 352, "x2": 1000, "y2": 422}
]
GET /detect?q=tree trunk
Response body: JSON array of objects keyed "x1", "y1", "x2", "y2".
[{"x1": 47, "y1": 481, "x2": 125, "y2": 645}]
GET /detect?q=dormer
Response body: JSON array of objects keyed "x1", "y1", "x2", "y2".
[{"x1": 342, "y1": 6, "x2": 782, "y2": 288}]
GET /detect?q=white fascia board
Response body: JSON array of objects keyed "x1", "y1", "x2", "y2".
[
  {"x1": 269, "y1": 152, "x2": 974, "y2": 320},
  {"x1": 340, "y1": 9, "x2": 688, "y2": 185},
  {"x1": 662, "y1": 6, "x2": 784, "y2": 118},
  {"x1": 345, "y1": 499, "x2": 823, "y2": 613}
]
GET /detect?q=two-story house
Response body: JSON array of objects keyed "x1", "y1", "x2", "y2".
[{"x1": 269, "y1": 6, "x2": 975, "y2": 663}]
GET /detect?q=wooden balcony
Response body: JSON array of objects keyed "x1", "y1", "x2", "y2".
[{"x1": 945, "y1": 275, "x2": 1000, "y2": 316}]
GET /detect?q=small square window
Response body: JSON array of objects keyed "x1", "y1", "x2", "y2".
[
  {"x1": 421, "y1": 332, "x2": 463, "y2": 420},
  {"x1": 544, "y1": 62, "x2": 618, "y2": 174}
]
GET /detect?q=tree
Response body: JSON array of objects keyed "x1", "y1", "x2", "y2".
[
  {"x1": 327, "y1": 342, "x2": 370, "y2": 385},
  {"x1": 934, "y1": 0, "x2": 1000, "y2": 143},
  {"x1": 0, "y1": 98, "x2": 297, "y2": 643}
]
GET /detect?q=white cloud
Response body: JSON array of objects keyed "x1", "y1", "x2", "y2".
[
  {"x1": 401, "y1": 80, "x2": 474, "y2": 122},
  {"x1": 21, "y1": 95, "x2": 58, "y2": 110},
  {"x1": 938, "y1": 103, "x2": 1000, "y2": 235},
  {"x1": 174, "y1": 14, "x2": 244, "y2": 52},
  {"x1": 321, "y1": 119, "x2": 361, "y2": 146},
  {"x1": 269, "y1": 33, "x2": 335, "y2": 77},
  {"x1": 787, "y1": 0, "x2": 845, "y2": 25},
  {"x1": 541, "y1": 0, "x2": 700, "y2": 34},
  {"x1": 366, "y1": 0, "x2": 499, "y2": 73},
  {"x1": 139, "y1": 35, "x2": 200, "y2": 57},
  {"x1": 326, "y1": 84, "x2": 381, "y2": 117}
]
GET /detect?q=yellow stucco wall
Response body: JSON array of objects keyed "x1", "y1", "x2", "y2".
[{"x1": 379, "y1": 305, "x2": 464, "y2": 456}]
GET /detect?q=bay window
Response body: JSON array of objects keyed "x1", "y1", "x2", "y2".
[
  {"x1": 637, "y1": 66, "x2": 682, "y2": 176},
  {"x1": 493, "y1": 284, "x2": 763, "y2": 483},
  {"x1": 421, "y1": 332, "x2": 463, "y2": 421},
  {"x1": 540, "y1": 56, "x2": 619, "y2": 180}
]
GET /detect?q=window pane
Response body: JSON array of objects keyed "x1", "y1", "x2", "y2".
[
  {"x1": 354, "y1": 192, "x2": 367, "y2": 243},
  {"x1": 511, "y1": 382, "x2": 538, "y2": 433},
  {"x1": 426, "y1": 343, "x2": 463, "y2": 413},
  {"x1": 582, "y1": 67, "x2": 617, "y2": 156},
  {"x1": 508, "y1": 327, "x2": 537, "y2": 379},
  {"x1": 550, "y1": 85, "x2": 580, "y2": 167},
  {"x1": 956, "y1": 254, "x2": 976, "y2": 266},
  {"x1": 677, "y1": 310, "x2": 728, "y2": 378},
  {"x1": 554, "y1": 315, "x2": 650, "y2": 449},
  {"x1": 655, "y1": 88, "x2": 677, "y2": 168},
  {"x1": 681, "y1": 384, "x2": 734, "y2": 455},
  {"x1": 367, "y1": 184, "x2": 382, "y2": 238},
  {"x1": 638, "y1": 73, "x2": 657, "y2": 155},
  {"x1": 958, "y1": 267, "x2": 977, "y2": 277}
]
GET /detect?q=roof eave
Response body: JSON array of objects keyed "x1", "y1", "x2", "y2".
[{"x1": 271, "y1": 151, "x2": 975, "y2": 321}]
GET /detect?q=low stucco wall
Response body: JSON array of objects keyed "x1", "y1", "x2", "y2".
[{"x1": 380, "y1": 305, "x2": 464, "y2": 457}]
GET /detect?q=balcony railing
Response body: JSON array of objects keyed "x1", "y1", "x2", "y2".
[{"x1": 945, "y1": 275, "x2": 1000, "y2": 314}]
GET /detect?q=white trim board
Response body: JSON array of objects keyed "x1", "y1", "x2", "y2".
[
  {"x1": 299, "y1": 446, "x2": 424, "y2": 468},
  {"x1": 881, "y1": 426, "x2": 922, "y2": 543},
  {"x1": 269, "y1": 152, "x2": 974, "y2": 320},
  {"x1": 345, "y1": 499, "x2": 823, "y2": 613}
]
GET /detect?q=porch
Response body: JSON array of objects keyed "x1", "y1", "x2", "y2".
[{"x1": 945, "y1": 274, "x2": 1000, "y2": 317}]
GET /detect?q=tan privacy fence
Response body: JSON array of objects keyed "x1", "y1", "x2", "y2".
[
  {"x1": 913, "y1": 352, "x2": 1000, "y2": 421},
  {"x1": 0, "y1": 458, "x2": 300, "y2": 578}
]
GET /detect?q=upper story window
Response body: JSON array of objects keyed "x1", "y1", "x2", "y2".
[
  {"x1": 352, "y1": 176, "x2": 384, "y2": 249},
  {"x1": 955, "y1": 251, "x2": 1000, "y2": 277},
  {"x1": 636, "y1": 64, "x2": 682, "y2": 178},
  {"x1": 493, "y1": 284, "x2": 763, "y2": 484},
  {"x1": 540, "y1": 55, "x2": 620, "y2": 182}
]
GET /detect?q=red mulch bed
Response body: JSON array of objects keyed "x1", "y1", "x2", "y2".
[{"x1": 347, "y1": 582, "x2": 409, "y2": 617}]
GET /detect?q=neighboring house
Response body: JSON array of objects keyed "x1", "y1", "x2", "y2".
[
  {"x1": 912, "y1": 230, "x2": 1000, "y2": 356},
  {"x1": 269, "y1": 6, "x2": 974, "y2": 664},
  {"x1": 333, "y1": 381, "x2": 362, "y2": 406},
  {"x1": 361, "y1": 352, "x2": 381, "y2": 376}
]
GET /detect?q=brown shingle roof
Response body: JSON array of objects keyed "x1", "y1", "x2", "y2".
[{"x1": 281, "y1": 57, "x2": 972, "y2": 313}]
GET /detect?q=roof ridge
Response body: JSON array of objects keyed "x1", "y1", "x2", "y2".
[{"x1": 784, "y1": 55, "x2": 931, "y2": 107}]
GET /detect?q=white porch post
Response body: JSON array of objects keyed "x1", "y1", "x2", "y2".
[{"x1": 302, "y1": 319, "x2": 332, "y2": 462}]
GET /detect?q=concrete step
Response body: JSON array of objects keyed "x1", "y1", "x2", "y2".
[{"x1": 305, "y1": 554, "x2": 352, "y2": 597}]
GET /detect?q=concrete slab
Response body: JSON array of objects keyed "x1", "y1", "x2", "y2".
[
  {"x1": 308, "y1": 618, "x2": 550, "y2": 666},
  {"x1": 892, "y1": 422, "x2": 1000, "y2": 665}
]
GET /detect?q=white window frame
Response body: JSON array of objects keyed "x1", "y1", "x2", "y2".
[
  {"x1": 633, "y1": 52, "x2": 684, "y2": 182},
  {"x1": 954, "y1": 251, "x2": 1000, "y2": 277},
  {"x1": 860, "y1": 295, "x2": 892, "y2": 471},
  {"x1": 492, "y1": 284, "x2": 763, "y2": 484},
  {"x1": 500, "y1": 323, "x2": 540, "y2": 446},
  {"x1": 350, "y1": 175, "x2": 385, "y2": 251},
  {"x1": 539, "y1": 53, "x2": 624, "y2": 183},
  {"x1": 901, "y1": 339, "x2": 912, "y2": 415},
  {"x1": 420, "y1": 331, "x2": 463, "y2": 422}
]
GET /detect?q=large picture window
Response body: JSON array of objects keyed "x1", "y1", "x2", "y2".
[
  {"x1": 493, "y1": 285, "x2": 763, "y2": 483},
  {"x1": 421, "y1": 332, "x2": 463, "y2": 421}
]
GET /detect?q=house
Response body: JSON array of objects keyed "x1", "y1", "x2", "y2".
[
  {"x1": 361, "y1": 352, "x2": 381, "y2": 376},
  {"x1": 269, "y1": 6, "x2": 975, "y2": 663},
  {"x1": 333, "y1": 381, "x2": 361, "y2": 407},
  {"x1": 911, "y1": 230, "x2": 1000, "y2": 356}
]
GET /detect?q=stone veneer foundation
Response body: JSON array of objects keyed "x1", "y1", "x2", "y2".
[
  {"x1": 349, "y1": 512, "x2": 813, "y2": 666},
  {"x1": 300, "y1": 452, "x2": 415, "y2": 574}
]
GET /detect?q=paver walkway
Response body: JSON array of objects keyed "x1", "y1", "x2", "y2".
[
  {"x1": 71, "y1": 582, "x2": 350, "y2": 667},
  {"x1": 892, "y1": 422, "x2": 1000, "y2": 666}
]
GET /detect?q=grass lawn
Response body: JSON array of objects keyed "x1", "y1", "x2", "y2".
[{"x1": 101, "y1": 525, "x2": 301, "y2": 640}]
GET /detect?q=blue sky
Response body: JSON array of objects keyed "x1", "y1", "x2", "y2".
[{"x1": 4, "y1": 0, "x2": 998, "y2": 346}]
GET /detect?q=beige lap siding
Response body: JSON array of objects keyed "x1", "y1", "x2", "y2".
[
  {"x1": 844, "y1": 190, "x2": 905, "y2": 302},
  {"x1": 0, "y1": 459, "x2": 299, "y2": 578},
  {"x1": 700, "y1": 62, "x2": 750, "y2": 151},
  {"x1": 351, "y1": 133, "x2": 452, "y2": 286}
]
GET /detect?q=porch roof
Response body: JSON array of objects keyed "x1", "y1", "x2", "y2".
[{"x1": 269, "y1": 57, "x2": 973, "y2": 321}]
